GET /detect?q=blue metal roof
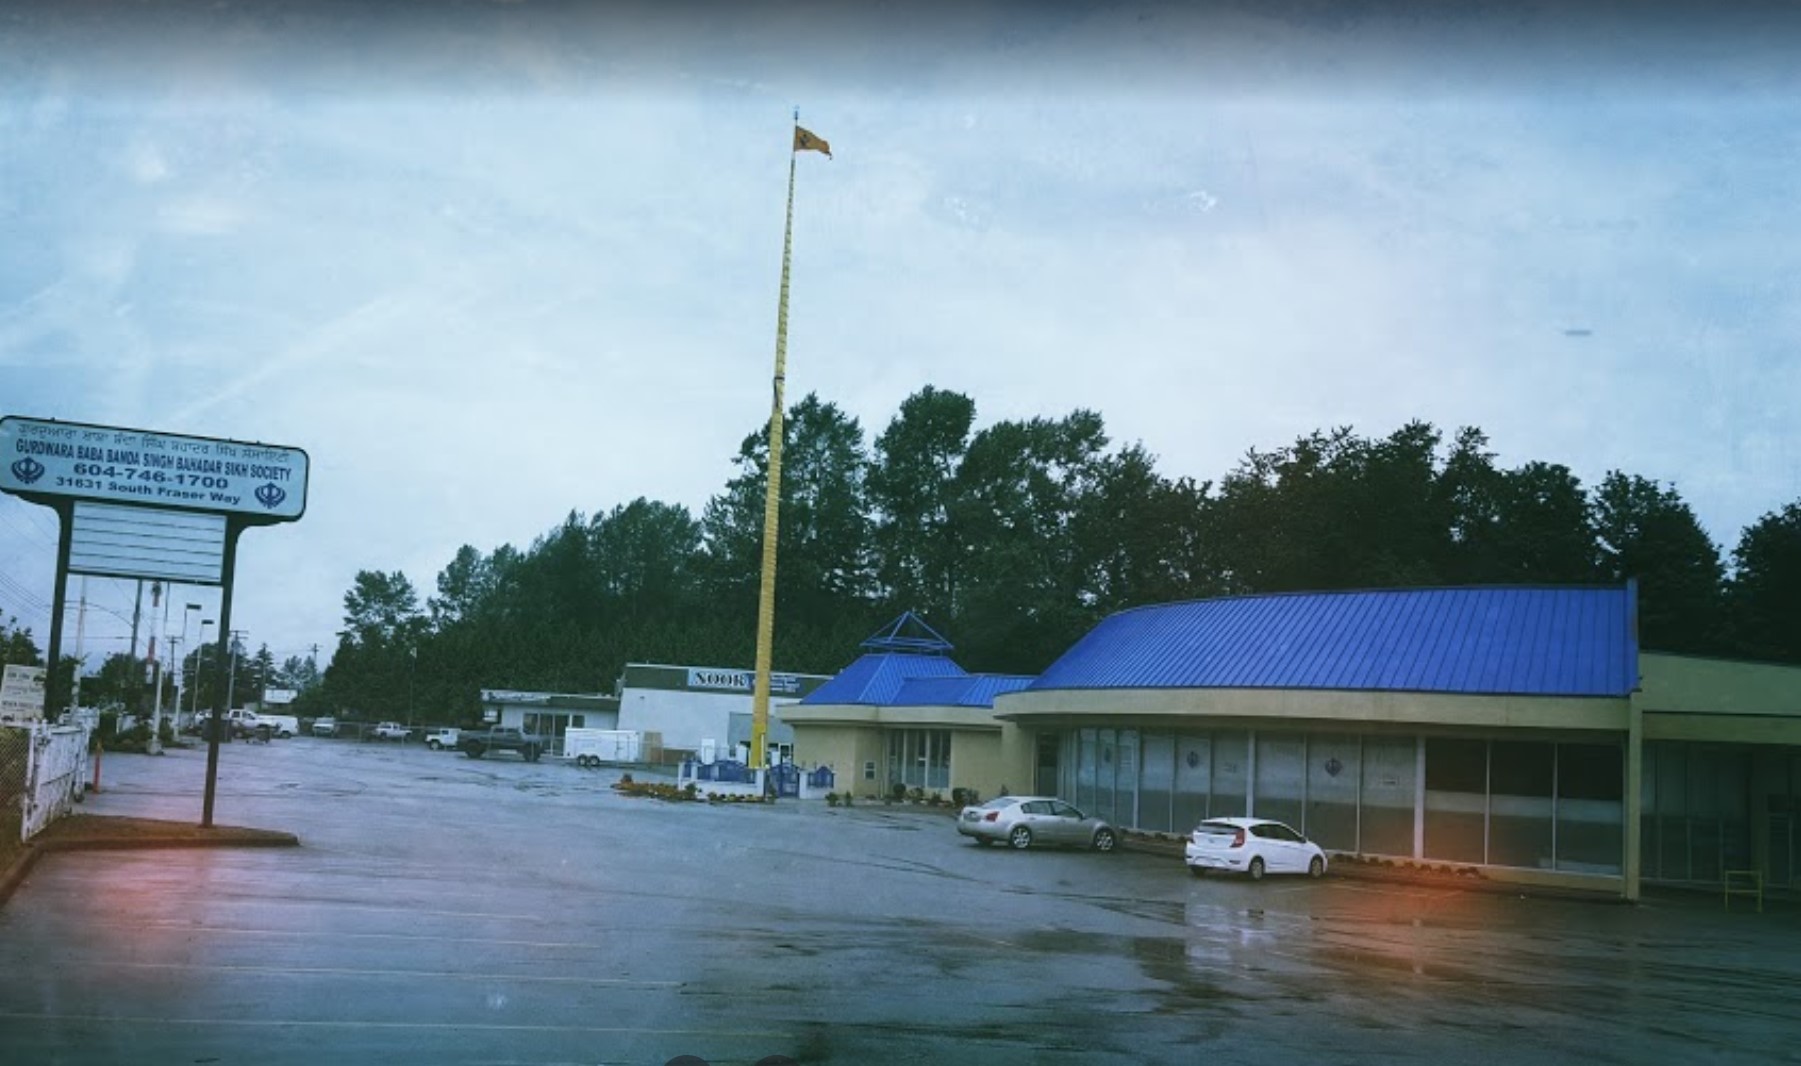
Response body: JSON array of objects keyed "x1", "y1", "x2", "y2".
[
  {"x1": 1028, "y1": 586, "x2": 1638, "y2": 697},
  {"x1": 800, "y1": 653, "x2": 968, "y2": 706},
  {"x1": 891, "y1": 674, "x2": 1035, "y2": 709}
]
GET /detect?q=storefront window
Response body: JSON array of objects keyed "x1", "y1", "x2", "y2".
[
  {"x1": 1076, "y1": 728, "x2": 1097, "y2": 813},
  {"x1": 1305, "y1": 733, "x2": 1360, "y2": 852},
  {"x1": 1360, "y1": 735, "x2": 1416, "y2": 858},
  {"x1": 1555, "y1": 742, "x2": 1622, "y2": 874},
  {"x1": 1173, "y1": 734, "x2": 1211, "y2": 832},
  {"x1": 1209, "y1": 730, "x2": 1248, "y2": 818},
  {"x1": 1139, "y1": 733, "x2": 1175, "y2": 833},
  {"x1": 1253, "y1": 733, "x2": 1305, "y2": 830},
  {"x1": 1116, "y1": 729, "x2": 1139, "y2": 827},
  {"x1": 886, "y1": 729, "x2": 951, "y2": 792},
  {"x1": 1424, "y1": 737, "x2": 1486, "y2": 864},
  {"x1": 1488, "y1": 740, "x2": 1554, "y2": 870},
  {"x1": 1094, "y1": 729, "x2": 1117, "y2": 824}
]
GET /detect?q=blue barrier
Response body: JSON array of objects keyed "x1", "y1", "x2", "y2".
[{"x1": 685, "y1": 759, "x2": 753, "y2": 783}]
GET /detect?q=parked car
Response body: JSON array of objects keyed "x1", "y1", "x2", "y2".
[
  {"x1": 372, "y1": 721, "x2": 410, "y2": 741},
  {"x1": 311, "y1": 716, "x2": 339, "y2": 737},
  {"x1": 457, "y1": 727, "x2": 543, "y2": 761},
  {"x1": 1185, "y1": 817, "x2": 1327, "y2": 880},
  {"x1": 425, "y1": 728, "x2": 459, "y2": 751},
  {"x1": 956, "y1": 795, "x2": 1117, "y2": 852}
]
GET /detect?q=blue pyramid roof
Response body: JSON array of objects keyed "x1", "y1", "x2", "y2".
[{"x1": 800, "y1": 653, "x2": 969, "y2": 706}]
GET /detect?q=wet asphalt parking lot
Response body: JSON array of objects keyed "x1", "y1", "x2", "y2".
[{"x1": 1, "y1": 738, "x2": 1797, "y2": 1066}]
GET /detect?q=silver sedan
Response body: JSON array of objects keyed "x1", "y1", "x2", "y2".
[{"x1": 957, "y1": 795, "x2": 1118, "y2": 852}]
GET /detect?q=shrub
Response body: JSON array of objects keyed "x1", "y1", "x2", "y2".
[{"x1": 826, "y1": 792, "x2": 840, "y2": 807}]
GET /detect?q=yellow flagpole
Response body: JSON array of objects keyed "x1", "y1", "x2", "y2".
[{"x1": 750, "y1": 117, "x2": 800, "y2": 774}]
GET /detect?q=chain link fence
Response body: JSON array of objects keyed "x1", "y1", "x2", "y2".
[
  {"x1": 0, "y1": 719, "x2": 94, "y2": 872},
  {"x1": 1, "y1": 724, "x2": 30, "y2": 869}
]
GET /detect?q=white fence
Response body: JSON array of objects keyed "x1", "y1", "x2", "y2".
[{"x1": 2, "y1": 721, "x2": 94, "y2": 842}]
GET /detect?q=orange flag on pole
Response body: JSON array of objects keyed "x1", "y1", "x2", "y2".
[{"x1": 793, "y1": 126, "x2": 832, "y2": 158}]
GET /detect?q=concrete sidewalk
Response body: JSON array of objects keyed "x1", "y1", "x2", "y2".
[{"x1": 0, "y1": 811, "x2": 297, "y2": 907}]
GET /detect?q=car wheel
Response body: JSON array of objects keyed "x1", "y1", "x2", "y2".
[
  {"x1": 428, "y1": 740, "x2": 441, "y2": 751},
  {"x1": 465, "y1": 745, "x2": 485, "y2": 759},
  {"x1": 1189, "y1": 866, "x2": 1208, "y2": 878},
  {"x1": 1092, "y1": 828, "x2": 1117, "y2": 853},
  {"x1": 1309, "y1": 856, "x2": 1325, "y2": 879},
  {"x1": 1248, "y1": 856, "x2": 1266, "y2": 881},
  {"x1": 1008, "y1": 825, "x2": 1033, "y2": 850}
]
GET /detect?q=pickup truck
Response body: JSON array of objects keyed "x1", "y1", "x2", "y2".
[
  {"x1": 371, "y1": 721, "x2": 410, "y2": 741},
  {"x1": 196, "y1": 709, "x2": 287, "y2": 739},
  {"x1": 456, "y1": 727, "x2": 544, "y2": 762},
  {"x1": 425, "y1": 728, "x2": 459, "y2": 751}
]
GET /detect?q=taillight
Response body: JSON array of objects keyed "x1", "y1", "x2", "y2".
[
  {"x1": 984, "y1": 811, "x2": 1000, "y2": 822},
  {"x1": 1230, "y1": 829, "x2": 1246, "y2": 848}
]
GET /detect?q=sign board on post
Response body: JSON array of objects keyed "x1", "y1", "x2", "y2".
[
  {"x1": 0, "y1": 414, "x2": 310, "y2": 828},
  {"x1": 1, "y1": 664, "x2": 48, "y2": 723},
  {"x1": 0, "y1": 416, "x2": 308, "y2": 523}
]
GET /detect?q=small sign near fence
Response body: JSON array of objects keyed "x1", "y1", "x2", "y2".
[{"x1": 1, "y1": 664, "x2": 47, "y2": 723}]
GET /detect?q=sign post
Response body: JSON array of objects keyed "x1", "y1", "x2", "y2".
[
  {"x1": 1, "y1": 664, "x2": 47, "y2": 723},
  {"x1": 1, "y1": 416, "x2": 308, "y2": 826}
]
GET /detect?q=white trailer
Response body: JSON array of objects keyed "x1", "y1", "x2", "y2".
[{"x1": 565, "y1": 728, "x2": 645, "y2": 768}]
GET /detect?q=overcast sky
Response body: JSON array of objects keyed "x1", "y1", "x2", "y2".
[{"x1": 2, "y1": 0, "x2": 1797, "y2": 674}]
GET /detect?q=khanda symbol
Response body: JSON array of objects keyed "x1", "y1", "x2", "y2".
[
  {"x1": 255, "y1": 482, "x2": 286, "y2": 509},
  {"x1": 10, "y1": 457, "x2": 45, "y2": 484}
]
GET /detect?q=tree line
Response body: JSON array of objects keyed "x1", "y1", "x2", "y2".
[
  {"x1": 0, "y1": 615, "x2": 319, "y2": 720},
  {"x1": 289, "y1": 386, "x2": 1801, "y2": 725}
]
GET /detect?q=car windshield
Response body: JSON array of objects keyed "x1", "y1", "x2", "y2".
[
  {"x1": 979, "y1": 797, "x2": 1023, "y2": 810},
  {"x1": 1196, "y1": 822, "x2": 1241, "y2": 838}
]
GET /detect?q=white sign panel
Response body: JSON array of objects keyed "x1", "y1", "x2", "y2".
[
  {"x1": 1, "y1": 664, "x2": 48, "y2": 722},
  {"x1": 686, "y1": 667, "x2": 804, "y2": 695},
  {"x1": 1, "y1": 416, "x2": 308, "y2": 521},
  {"x1": 69, "y1": 501, "x2": 227, "y2": 583}
]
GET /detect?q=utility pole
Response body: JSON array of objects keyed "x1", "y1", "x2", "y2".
[
  {"x1": 147, "y1": 581, "x2": 165, "y2": 754},
  {"x1": 128, "y1": 579, "x2": 144, "y2": 713},
  {"x1": 71, "y1": 577, "x2": 88, "y2": 712}
]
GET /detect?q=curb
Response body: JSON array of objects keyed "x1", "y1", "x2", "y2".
[
  {"x1": 0, "y1": 818, "x2": 299, "y2": 908},
  {"x1": 1117, "y1": 834, "x2": 1631, "y2": 903}
]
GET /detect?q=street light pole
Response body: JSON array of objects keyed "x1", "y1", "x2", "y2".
[
  {"x1": 147, "y1": 581, "x2": 168, "y2": 755},
  {"x1": 225, "y1": 629, "x2": 246, "y2": 716},
  {"x1": 192, "y1": 619, "x2": 214, "y2": 727},
  {"x1": 176, "y1": 604, "x2": 201, "y2": 731}
]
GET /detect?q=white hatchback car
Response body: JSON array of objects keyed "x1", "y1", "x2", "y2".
[{"x1": 1185, "y1": 817, "x2": 1327, "y2": 880}]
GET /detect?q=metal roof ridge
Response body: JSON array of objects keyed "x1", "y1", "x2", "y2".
[{"x1": 1088, "y1": 583, "x2": 1630, "y2": 633}]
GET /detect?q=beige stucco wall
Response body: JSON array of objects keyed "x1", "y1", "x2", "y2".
[
  {"x1": 788, "y1": 722, "x2": 887, "y2": 798},
  {"x1": 945, "y1": 722, "x2": 1036, "y2": 801},
  {"x1": 1636, "y1": 653, "x2": 1801, "y2": 744},
  {"x1": 786, "y1": 703, "x2": 1035, "y2": 802},
  {"x1": 996, "y1": 687, "x2": 1630, "y2": 733}
]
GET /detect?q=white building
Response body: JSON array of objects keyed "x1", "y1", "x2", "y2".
[
  {"x1": 479, "y1": 689, "x2": 621, "y2": 755},
  {"x1": 615, "y1": 662, "x2": 831, "y2": 764}
]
